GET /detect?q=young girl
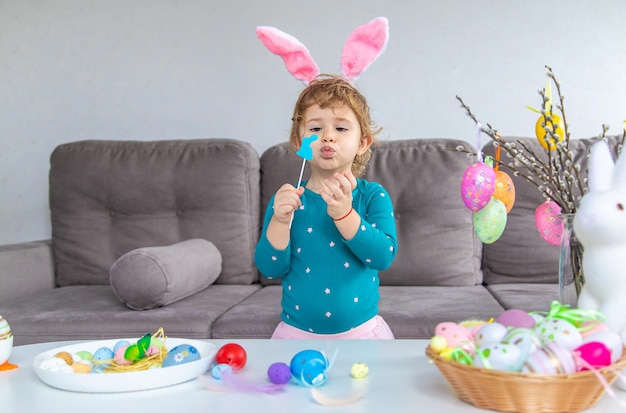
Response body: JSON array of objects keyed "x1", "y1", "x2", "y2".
[{"x1": 254, "y1": 75, "x2": 398, "y2": 339}]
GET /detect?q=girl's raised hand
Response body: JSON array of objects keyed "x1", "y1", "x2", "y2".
[
  {"x1": 321, "y1": 171, "x2": 357, "y2": 220},
  {"x1": 272, "y1": 184, "x2": 305, "y2": 224}
]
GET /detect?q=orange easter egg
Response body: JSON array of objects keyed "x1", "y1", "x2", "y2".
[{"x1": 493, "y1": 170, "x2": 515, "y2": 213}]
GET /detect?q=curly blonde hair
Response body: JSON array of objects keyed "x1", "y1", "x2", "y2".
[{"x1": 289, "y1": 75, "x2": 381, "y2": 177}]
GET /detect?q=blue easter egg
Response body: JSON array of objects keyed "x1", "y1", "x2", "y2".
[
  {"x1": 211, "y1": 363, "x2": 232, "y2": 379},
  {"x1": 162, "y1": 344, "x2": 201, "y2": 368},
  {"x1": 93, "y1": 346, "x2": 114, "y2": 361},
  {"x1": 290, "y1": 350, "x2": 328, "y2": 387}
]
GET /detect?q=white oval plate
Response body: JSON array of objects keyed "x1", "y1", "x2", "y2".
[{"x1": 33, "y1": 338, "x2": 217, "y2": 393}]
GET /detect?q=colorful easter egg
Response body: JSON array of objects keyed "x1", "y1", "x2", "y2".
[
  {"x1": 215, "y1": 343, "x2": 247, "y2": 371},
  {"x1": 461, "y1": 162, "x2": 496, "y2": 211},
  {"x1": 522, "y1": 342, "x2": 576, "y2": 374},
  {"x1": 0, "y1": 315, "x2": 13, "y2": 365},
  {"x1": 493, "y1": 170, "x2": 516, "y2": 213},
  {"x1": 434, "y1": 322, "x2": 472, "y2": 348},
  {"x1": 474, "y1": 322, "x2": 508, "y2": 347},
  {"x1": 583, "y1": 331, "x2": 623, "y2": 363},
  {"x1": 474, "y1": 343, "x2": 522, "y2": 372},
  {"x1": 535, "y1": 114, "x2": 564, "y2": 150},
  {"x1": 267, "y1": 362, "x2": 292, "y2": 384},
  {"x1": 350, "y1": 362, "x2": 369, "y2": 379},
  {"x1": 535, "y1": 201, "x2": 563, "y2": 245},
  {"x1": 504, "y1": 328, "x2": 542, "y2": 369},
  {"x1": 534, "y1": 318, "x2": 582, "y2": 351},
  {"x1": 473, "y1": 197, "x2": 507, "y2": 244},
  {"x1": 496, "y1": 309, "x2": 536, "y2": 329},
  {"x1": 162, "y1": 344, "x2": 201, "y2": 368},
  {"x1": 290, "y1": 350, "x2": 329, "y2": 387},
  {"x1": 575, "y1": 341, "x2": 612, "y2": 371}
]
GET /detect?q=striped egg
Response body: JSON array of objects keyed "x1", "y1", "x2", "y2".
[{"x1": 0, "y1": 315, "x2": 14, "y2": 364}]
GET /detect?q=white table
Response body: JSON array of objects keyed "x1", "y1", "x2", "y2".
[{"x1": 1, "y1": 339, "x2": 625, "y2": 412}]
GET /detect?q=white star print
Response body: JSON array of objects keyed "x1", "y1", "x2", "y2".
[
  {"x1": 344, "y1": 262, "x2": 350, "y2": 268},
  {"x1": 329, "y1": 241, "x2": 335, "y2": 247},
  {"x1": 325, "y1": 312, "x2": 332, "y2": 318},
  {"x1": 354, "y1": 297, "x2": 359, "y2": 303},
  {"x1": 306, "y1": 267, "x2": 311, "y2": 273},
  {"x1": 288, "y1": 285, "x2": 292, "y2": 291},
  {"x1": 307, "y1": 227, "x2": 313, "y2": 233},
  {"x1": 389, "y1": 246, "x2": 394, "y2": 252},
  {"x1": 299, "y1": 205, "x2": 305, "y2": 210},
  {"x1": 380, "y1": 193, "x2": 386, "y2": 197},
  {"x1": 372, "y1": 223, "x2": 377, "y2": 227},
  {"x1": 365, "y1": 258, "x2": 371, "y2": 263},
  {"x1": 325, "y1": 288, "x2": 330, "y2": 294},
  {"x1": 295, "y1": 305, "x2": 300, "y2": 310},
  {"x1": 309, "y1": 328, "x2": 314, "y2": 332},
  {"x1": 271, "y1": 256, "x2": 277, "y2": 261},
  {"x1": 297, "y1": 247, "x2": 302, "y2": 253},
  {"x1": 361, "y1": 225, "x2": 366, "y2": 231}
]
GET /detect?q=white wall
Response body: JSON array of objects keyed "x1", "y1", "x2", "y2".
[{"x1": 1, "y1": 0, "x2": 624, "y2": 245}]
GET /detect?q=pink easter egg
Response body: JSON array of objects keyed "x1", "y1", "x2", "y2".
[
  {"x1": 522, "y1": 342, "x2": 577, "y2": 374},
  {"x1": 434, "y1": 322, "x2": 472, "y2": 348},
  {"x1": 113, "y1": 345, "x2": 133, "y2": 366},
  {"x1": 473, "y1": 197, "x2": 507, "y2": 244},
  {"x1": 584, "y1": 331, "x2": 623, "y2": 363},
  {"x1": 461, "y1": 162, "x2": 496, "y2": 211},
  {"x1": 496, "y1": 309, "x2": 536, "y2": 329},
  {"x1": 534, "y1": 201, "x2": 564, "y2": 246},
  {"x1": 575, "y1": 341, "x2": 612, "y2": 371}
]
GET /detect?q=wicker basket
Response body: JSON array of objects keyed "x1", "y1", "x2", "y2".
[{"x1": 426, "y1": 345, "x2": 626, "y2": 413}]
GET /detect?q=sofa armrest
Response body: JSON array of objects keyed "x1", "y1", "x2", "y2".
[{"x1": 0, "y1": 240, "x2": 56, "y2": 302}]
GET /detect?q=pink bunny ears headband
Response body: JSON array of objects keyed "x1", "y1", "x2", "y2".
[{"x1": 256, "y1": 16, "x2": 389, "y2": 85}]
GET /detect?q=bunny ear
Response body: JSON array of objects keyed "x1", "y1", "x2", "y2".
[
  {"x1": 340, "y1": 17, "x2": 389, "y2": 82},
  {"x1": 588, "y1": 140, "x2": 615, "y2": 192},
  {"x1": 256, "y1": 26, "x2": 320, "y2": 85}
]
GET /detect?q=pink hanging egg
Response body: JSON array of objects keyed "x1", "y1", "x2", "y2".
[
  {"x1": 575, "y1": 341, "x2": 612, "y2": 371},
  {"x1": 496, "y1": 309, "x2": 536, "y2": 329},
  {"x1": 534, "y1": 201, "x2": 564, "y2": 246},
  {"x1": 461, "y1": 162, "x2": 496, "y2": 211}
]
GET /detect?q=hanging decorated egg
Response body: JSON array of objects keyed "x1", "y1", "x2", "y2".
[
  {"x1": 473, "y1": 197, "x2": 507, "y2": 244},
  {"x1": 496, "y1": 309, "x2": 536, "y2": 329},
  {"x1": 493, "y1": 170, "x2": 516, "y2": 213},
  {"x1": 535, "y1": 113, "x2": 564, "y2": 150},
  {"x1": 535, "y1": 200, "x2": 564, "y2": 245},
  {"x1": 461, "y1": 162, "x2": 496, "y2": 211}
]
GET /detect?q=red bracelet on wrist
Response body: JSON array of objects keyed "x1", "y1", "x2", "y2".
[{"x1": 333, "y1": 207, "x2": 354, "y2": 222}]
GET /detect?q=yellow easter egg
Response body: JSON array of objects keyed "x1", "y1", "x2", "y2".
[
  {"x1": 535, "y1": 114, "x2": 564, "y2": 150},
  {"x1": 430, "y1": 335, "x2": 448, "y2": 353},
  {"x1": 493, "y1": 170, "x2": 515, "y2": 213}
]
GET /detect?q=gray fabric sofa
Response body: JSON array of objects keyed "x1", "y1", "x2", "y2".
[{"x1": 0, "y1": 137, "x2": 599, "y2": 345}]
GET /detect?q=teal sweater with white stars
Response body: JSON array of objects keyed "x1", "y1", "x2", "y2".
[{"x1": 254, "y1": 178, "x2": 398, "y2": 334}]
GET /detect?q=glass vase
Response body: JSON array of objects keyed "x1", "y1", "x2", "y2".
[{"x1": 558, "y1": 213, "x2": 584, "y2": 308}]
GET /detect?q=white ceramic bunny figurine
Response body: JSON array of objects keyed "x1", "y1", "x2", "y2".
[{"x1": 573, "y1": 140, "x2": 626, "y2": 345}]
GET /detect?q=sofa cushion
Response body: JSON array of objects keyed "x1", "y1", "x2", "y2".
[
  {"x1": 49, "y1": 139, "x2": 260, "y2": 287},
  {"x1": 110, "y1": 239, "x2": 222, "y2": 310},
  {"x1": 259, "y1": 139, "x2": 482, "y2": 287},
  {"x1": 1, "y1": 284, "x2": 262, "y2": 345}
]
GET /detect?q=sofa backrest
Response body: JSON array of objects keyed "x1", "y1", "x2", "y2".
[
  {"x1": 50, "y1": 139, "x2": 261, "y2": 286},
  {"x1": 260, "y1": 138, "x2": 483, "y2": 287}
]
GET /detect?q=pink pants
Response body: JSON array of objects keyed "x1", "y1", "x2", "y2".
[{"x1": 271, "y1": 315, "x2": 395, "y2": 340}]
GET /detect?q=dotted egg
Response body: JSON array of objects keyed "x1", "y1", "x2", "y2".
[
  {"x1": 461, "y1": 162, "x2": 496, "y2": 211},
  {"x1": 535, "y1": 201, "x2": 564, "y2": 246},
  {"x1": 473, "y1": 197, "x2": 507, "y2": 244},
  {"x1": 493, "y1": 170, "x2": 515, "y2": 213}
]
